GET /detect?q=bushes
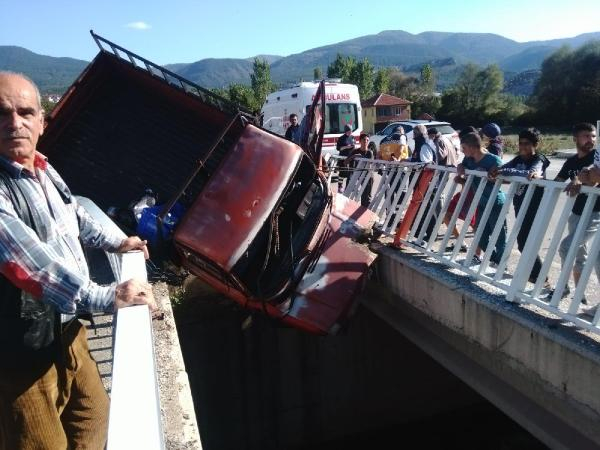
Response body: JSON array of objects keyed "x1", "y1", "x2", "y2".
[{"x1": 530, "y1": 42, "x2": 600, "y2": 125}]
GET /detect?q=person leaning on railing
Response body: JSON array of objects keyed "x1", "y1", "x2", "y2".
[
  {"x1": 456, "y1": 132, "x2": 507, "y2": 266},
  {"x1": 0, "y1": 72, "x2": 157, "y2": 450},
  {"x1": 443, "y1": 126, "x2": 479, "y2": 253},
  {"x1": 557, "y1": 123, "x2": 599, "y2": 312},
  {"x1": 488, "y1": 128, "x2": 551, "y2": 288},
  {"x1": 409, "y1": 124, "x2": 442, "y2": 241}
]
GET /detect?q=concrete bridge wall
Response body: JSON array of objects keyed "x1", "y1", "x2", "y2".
[
  {"x1": 368, "y1": 246, "x2": 600, "y2": 450},
  {"x1": 175, "y1": 281, "x2": 483, "y2": 450}
]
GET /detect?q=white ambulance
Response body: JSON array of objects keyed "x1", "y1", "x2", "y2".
[{"x1": 261, "y1": 80, "x2": 362, "y2": 156}]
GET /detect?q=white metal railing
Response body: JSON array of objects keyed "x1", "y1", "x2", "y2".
[
  {"x1": 326, "y1": 158, "x2": 600, "y2": 335},
  {"x1": 77, "y1": 197, "x2": 164, "y2": 450}
]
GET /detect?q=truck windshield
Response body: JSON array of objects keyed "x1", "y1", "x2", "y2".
[{"x1": 306, "y1": 103, "x2": 358, "y2": 134}]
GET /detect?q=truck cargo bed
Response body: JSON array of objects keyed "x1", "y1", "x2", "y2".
[{"x1": 40, "y1": 51, "x2": 245, "y2": 212}]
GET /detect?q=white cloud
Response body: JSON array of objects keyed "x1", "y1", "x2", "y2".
[{"x1": 126, "y1": 21, "x2": 151, "y2": 30}]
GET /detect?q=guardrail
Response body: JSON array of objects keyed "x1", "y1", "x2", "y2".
[
  {"x1": 77, "y1": 197, "x2": 164, "y2": 450},
  {"x1": 326, "y1": 157, "x2": 600, "y2": 335}
]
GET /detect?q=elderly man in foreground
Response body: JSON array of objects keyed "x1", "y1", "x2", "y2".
[{"x1": 0, "y1": 71, "x2": 156, "y2": 449}]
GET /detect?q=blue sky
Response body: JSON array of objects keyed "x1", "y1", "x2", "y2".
[{"x1": 1, "y1": 0, "x2": 598, "y2": 65}]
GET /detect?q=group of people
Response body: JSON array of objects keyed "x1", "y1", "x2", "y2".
[
  {"x1": 331, "y1": 121, "x2": 504, "y2": 210},
  {"x1": 328, "y1": 117, "x2": 599, "y2": 316},
  {"x1": 450, "y1": 123, "x2": 598, "y2": 310}
]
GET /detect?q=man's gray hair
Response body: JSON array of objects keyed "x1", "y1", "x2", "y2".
[
  {"x1": 0, "y1": 71, "x2": 42, "y2": 110},
  {"x1": 414, "y1": 124, "x2": 427, "y2": 137}
]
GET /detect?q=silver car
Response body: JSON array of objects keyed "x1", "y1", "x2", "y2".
[{"x1": 369, "y1": 120, "x2": 460, "y2": 157}]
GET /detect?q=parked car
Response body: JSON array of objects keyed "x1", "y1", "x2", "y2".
[
  {"x1": 39, "y1": 32, "x2": 377, "y2": 335},
  {"x1": 369, "y1": 120, "x2": 460, "y2": 158}
]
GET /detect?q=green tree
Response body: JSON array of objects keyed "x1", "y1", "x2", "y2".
[
  {"x1": 348, "y1": 58, "x2": 374, "y2": 99},
  {"x1": 492, "y1": 94, "x2": 528, "y2": 124},
  {"x1": 40, "y1": 97, "x2": 56, "y2": 116},
  {"x1": 412, "y1": 95, "x2": 442, "y2": 118},
  {"x1": 227, "y1": 84, "x2": 256, "y2": 110},
  {"x1": 313, "y1": 66, "x2": 323, "y2": 80},
  {"x1": 438, "y1": 63, "x2": 506, "y2": 125},
  {"x1": 250, "y1": 58, "x2": 274, "y2": 110},
  {"x1": 326, "y1": 53, "x2": 355, "y2": 81},
  {"x1": 420, "y1": 64, "x2": 435, "y2": 93},
  {"x1": 531, "y1": 42, "x2": 600, "y2": 124},
  {"x1": 387, "y1": 69, "x2": 420, "y2": 100},
  {"x1": 374, "y1": 68, "x2": 391, "y2": 94}
]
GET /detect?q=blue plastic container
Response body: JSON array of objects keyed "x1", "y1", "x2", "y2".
[{"x1": 136, "y1": 202, "x2": 185, "y2": 245}]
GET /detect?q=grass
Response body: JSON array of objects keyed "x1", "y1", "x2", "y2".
[
  {"x1": 500, "y1": 126, "x2": 573, "y2": 155},
  {"x1": 168, "y1": 284, "x2": 185, "y2": 310}
]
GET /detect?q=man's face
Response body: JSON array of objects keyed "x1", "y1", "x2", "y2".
[
  {"x1": 0, "y1": 75, "x2": 44, "y2": 164},
  {"x1": 518, "y1": 138, "x2": 536, "y2": 157},
  {"x1": 360, "y1": 136, "x2": 369, "y2": 149},
  {"x1": 461, "y1": 143, "x2": 474, "y2": 158},
  {"x1": 573, "y1": 129, "x2": 596, "y2": 155},
  {"x1": 290, "y1": 116, "x2": 298, "y2": 126}
]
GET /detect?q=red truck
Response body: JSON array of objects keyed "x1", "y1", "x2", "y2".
[{"x1": 39, "y1": 32, "x2": 376, "y2": 335}]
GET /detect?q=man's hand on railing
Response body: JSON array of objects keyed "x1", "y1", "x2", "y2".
[
  {"x1": 115, "y1": 279, "x2": 157, "y2": 311},
  {"x1": 577, "y1": 167, "x2": 600, "y2": 186},
  {"x1": 454, "y1": 163, "x2": 466, "y2": 184},
  {"x1": 487, "y1": 166, "x2": 499, "y2": 181},
  {"x1": 118, "y1": 236, "x2": 149, "y2": 259},
  {"x1": 564, "y1": 177, "x2": 583, "y2": 197}
]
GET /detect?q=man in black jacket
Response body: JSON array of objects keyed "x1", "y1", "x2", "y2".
[{"x1": 284, "y1": 113, "x2": 302, "y2": 144}]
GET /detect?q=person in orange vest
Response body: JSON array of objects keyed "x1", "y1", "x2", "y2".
[{"x1": 379, "y1": 126, "x2": 409, "y2": 161}]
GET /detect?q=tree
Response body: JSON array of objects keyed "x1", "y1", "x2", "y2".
[
  {"x1": 250, "y1": 58, "x2": 274, "y2": 111},
  {"x1": 313, "y1": 67, "x2": 323, "y2": 80},
  {"x1": 437, "y1": 63, "x2": 507, "y2": 126},
  {"x1": 40, "y1": 97, "x2": 56, "y2": 116},
  {"x1": 374, "y1": 68, "x2": 391, "y2": 94},
  {"x1": 420, "y1": 64, "x2": 435, "y2": 94},
  {"x1": 348, "y1": 58, "x2": 374, "y2": 100},
  {"x1": 326, "y1": 53, "x2": 355, "y2": 81},
  {"x1": 226, "y1": 84, "x2": 255, "y2": 110},
  {"x1": 531, "y1": 42, "x2": 600, "y2": 124},
  {"x1": 387, "y1": 69, "x2": 420, "y2": 100}
]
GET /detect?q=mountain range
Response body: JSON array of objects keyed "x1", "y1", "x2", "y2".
[{"x1": 1, "y1": 30, "x2": 599, "y2": 95}]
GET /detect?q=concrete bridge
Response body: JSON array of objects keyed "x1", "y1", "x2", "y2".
[
  {"x1": 165, "y1": 240, "x2": 600, "y2": 449},
  {"x1": 365, "y1": 244, "x2": 600, "y2": 449},
  {"x1": 90, "y1": 243, "x2": 600, "y2": 450}
]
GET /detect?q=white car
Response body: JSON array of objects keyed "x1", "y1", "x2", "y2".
[{"x1": 369, "y1": 120, "x2": 461, "y2": 157}]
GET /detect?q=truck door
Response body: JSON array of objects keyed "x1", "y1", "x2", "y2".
[{"x1": 301, "y1": 80, "x2": 325, "y2": 167}]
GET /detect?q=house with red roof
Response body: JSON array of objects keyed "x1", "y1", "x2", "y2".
[{"x1": 361, "y1": 93, "x2": 412, "y2": 134}]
